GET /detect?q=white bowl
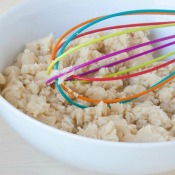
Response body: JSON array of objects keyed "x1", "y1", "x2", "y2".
[{"x1": 0, "y1": 0, "x2": 175, "y2": 174}]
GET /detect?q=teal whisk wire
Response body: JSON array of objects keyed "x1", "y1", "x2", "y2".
[{"x1": 54, "y1": 9, "x2": 175, "y2": 108}]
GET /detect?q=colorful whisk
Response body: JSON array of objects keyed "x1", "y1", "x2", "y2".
[{"x1": 46, "y1": 9, "x2": 175, "y2": 109}]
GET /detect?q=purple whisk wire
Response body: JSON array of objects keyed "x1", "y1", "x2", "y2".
[
  {"x1": 46, "y1": 34, "x2": 175, "y2": 84},
  {"x1": 76, "y1": 40, "x2": 175, "y2": 78}
]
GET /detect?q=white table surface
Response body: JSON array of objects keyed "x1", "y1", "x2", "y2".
[{"x1": 0, "y1": 1, "x2": 175, "y2": 175}]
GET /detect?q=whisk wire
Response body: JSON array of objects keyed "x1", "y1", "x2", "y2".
[{"x1": 47, "y1": 9, "x2": 175, "y2": 109}]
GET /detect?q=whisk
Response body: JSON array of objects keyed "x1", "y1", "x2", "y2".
[{"x1": 46, "y1": 9, "x2": 175, "y2": 109}]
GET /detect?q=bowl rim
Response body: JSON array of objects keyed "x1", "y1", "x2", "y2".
[{"x1": 0, "y1": 0, "x2": 175, "y2": 147}]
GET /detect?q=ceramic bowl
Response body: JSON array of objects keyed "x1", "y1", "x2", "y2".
[{"x1": 0, "y1": 0, "x2": 175, "y2": 174}]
